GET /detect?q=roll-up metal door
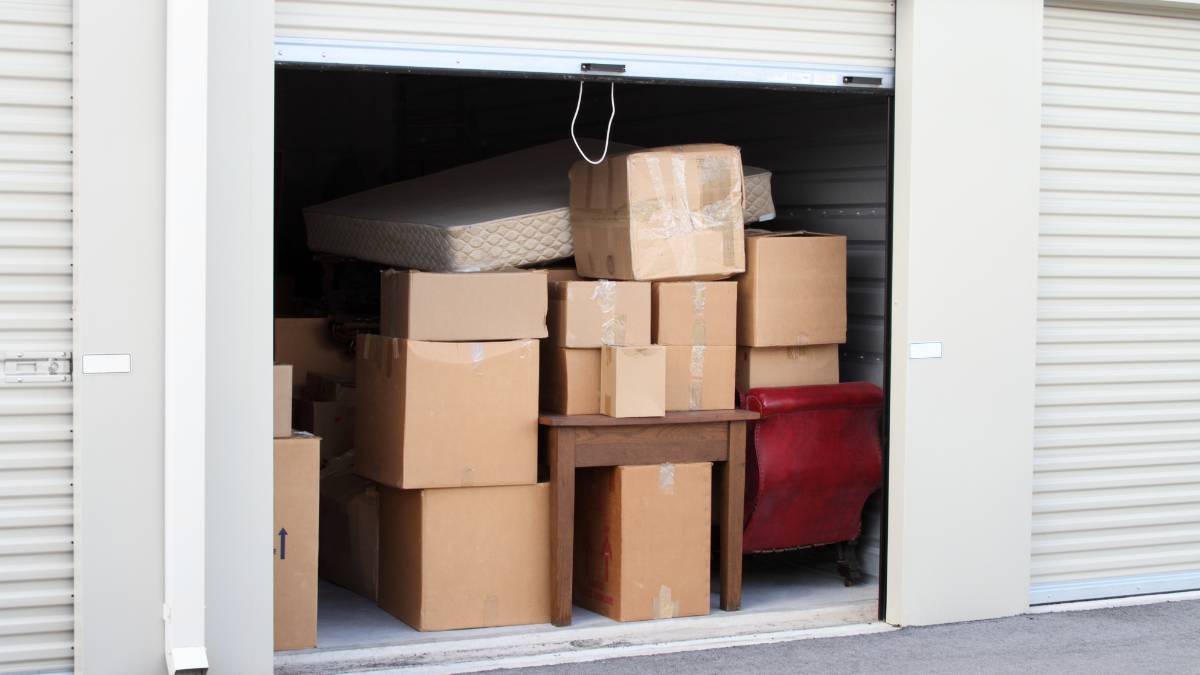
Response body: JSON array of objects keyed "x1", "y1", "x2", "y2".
[
  {"x1": 1034, "y1": 1, "x2": 1200, "y2": 604},
  {"x1": 0, "y1": 0, "x2": 75, "y2": 671},
  {"x1": 275, "y1": 0, "x2": 895, "y2": 87}
]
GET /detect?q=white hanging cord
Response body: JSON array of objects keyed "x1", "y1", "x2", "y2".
[{"x1": 570, "y1": 81, "x2": 616, "y2": 165}]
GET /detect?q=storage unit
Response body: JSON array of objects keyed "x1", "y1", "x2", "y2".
[
  {"x1": 0, "y1": 1, "x2": 76, "y2": 672},
  {"x1": 1033, "y1": 2, "x2": 1200, "y2": 604}
]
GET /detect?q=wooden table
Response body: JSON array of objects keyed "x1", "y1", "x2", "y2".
[{"x1": 540, "y1": 409, "x2": 760, "y2": 627}]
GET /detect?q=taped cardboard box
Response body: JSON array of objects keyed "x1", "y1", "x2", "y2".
[
  {"x1": 293, "y1": 397, "x2": 355, "y2": 459},
  {"x1": 601, "y1": 345, "x2": 666, "y2": 418},
  {"x1": 275, "y1": 317, "x2": 356, "y2": 390},
  {"x1": 569, "y1": 144, "x2": 746, "y2": 281},
  {"x1": 540, "y1": 343, "x2": 601, "y2": 416},
  {"x1": 380, "y1": 269, "x2": 548, "y2": 341},
  {"x1": 737, "y1": 231, "x2": 847, "y2": 347},
  {"x1": 736, "y1": 344, "x2": 840, "y2": 392},
  {"x1": 355, "y1": 335, "x2": 538, "y2": 489},
  {"x1": 652, "y1": 281, "x2": 737, "y2": 346},
  {"x1": 379, "y1": 482, "x2": 551, "y2": 631},
  {"x1": 574, "y1": 463, "x2": 711, "y2": 622},
  {"x1": 665, "y1": 345, "x2": 735, "y2": 412},
  {"x1": 319, "y1": 472, "x2": 379, "y2": 602},
  {"x1": 548, "y1": 280, "x2": 651, "y2": 348},
  {"x1": 274, "y1": 365, "x2": 293, "y2": 438},
  {"x1": 274, "y1": 433, "x2": 320, "y2": 651}
]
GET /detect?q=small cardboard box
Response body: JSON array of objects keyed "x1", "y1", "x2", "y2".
[
  {"x1": 600, "y1": 345, "x2": 666, "y2": 418},
  {"x1": 378, "y1": 483, "x2": 551, "y2": 631},
  {"x1": 569, "y1": 144, "x2": 746, "y2": 281},
  {"x1": 665, "y1": 346, "x2": 735, "y2": 412},
  {"x1": 548, "y1": 280, "x2": 651, "y2": 347},
  {"x1": 652, "y1": 281, "x2": 737, "y2": 346},
  {"x1": 540, "y1": 343, "x2": 601, "y2": 415},
  {"x1": 355, "y1": 335, "x2": 538, "y2": 489},
  {"x1": 736, "y1": 344, "x2": 840, "y2": 392},
  {"x1": 737, "y1": 231, "x2": 847, "y2": 346},
  {"x1": 293, "y1": 398, "x2": 355, "y2": 459},
  {"x1": 319, "y1": 472, "x2": 379, "y2": 602},
  {"x1": 275, "y1": 317, "x2": 357, "y2": 390},
  {"x1": 307, "y1": 371, "x2": 356, "y2": 403},
  {"x1": 380, "y1": 269, "x2": 548, "y2": 341},
  {"x1": 273, "y1": 364, "x2": 293, "y2": 438},
  {"x1": 274, "y1": 434, "x2": 320, "y2": 651},
  {"x1": 574, "y1": 463, "x2": 711, "y2": 622}
]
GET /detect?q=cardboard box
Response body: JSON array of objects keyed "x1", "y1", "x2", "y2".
[
  {"x1": 652, "y1": 281, "x2": 737, "y2": 346},
  {"x1": 540, "y1": 344, "x2": 601, "y2": 416},
  {"x1": 569, "y1": 144, "x2": 746, "y2": 281},
  {"x1": 574, "y1": 463, "x2": 711, "y2": 622},
  {"x1": 600, "y1": 345, "x2": 666, "y2": 418},
  {"x1": 274, "y1": 434, "x2": 320, "y2": 651},
  {"x1": 736, "y1": 344, "x2": 840, "y2": 392},
  {"x1": 293, "y1": 398, "x2": 355, "y2": 459},
  {"x1": 355, "y1": 335, "x2": 538, "y2": 489},
  {"x1": 665, "y1": 346, "x2": 735, "y2": 412},
  {"x1": 548, "y1": 280, "x2": 651, "y2": 348},
  {"x1": 274, "y1": 364, "x2": 293, "y2": 438},
  {"x1": 737, "y1": 231, "x2": 847, "y2": 346},
  {"x1": 307, "y1": 371, "x2": 356, "y2": 403},
  {"x1": 378, "y1": 482, "x2": 551, "y2": 631},
  {"x1": 380, "y1": 269, "x2": 548, "y2": 341},
  {"x1": 319, "y1": 472, "x2": 379, "y2": 602},
  {"x1": 275, "y1": 317, "x2": 356, "y2": 390}
]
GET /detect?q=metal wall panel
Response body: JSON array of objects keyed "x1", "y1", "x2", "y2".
[
  {"x1": 275, "y1": 0, "x2": 896, "y2": 71},
  {"x1": 1033, "y1": 2, "x2": 1200, "y2": 604}
]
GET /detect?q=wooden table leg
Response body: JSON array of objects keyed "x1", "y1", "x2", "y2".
[
  {"x1": 549, "y1": 427, "x2": 576, "y2": 626},
  {"x1": 718, "y1": 421, "x2": 746, "y2": 611}
]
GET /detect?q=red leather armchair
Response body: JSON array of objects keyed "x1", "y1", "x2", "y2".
[{"x1": 740, "y1": 383, "x2": 883, "y2": 584}]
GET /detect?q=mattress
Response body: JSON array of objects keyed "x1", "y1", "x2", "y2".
[{"x1": 304, "y1": 140, "x2": 776, "y2": 273}]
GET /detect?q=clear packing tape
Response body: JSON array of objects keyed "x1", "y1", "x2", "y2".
[
  {"x1": 592, "y1": 279, "x2": 627, "y2": 345},
  {"x1": 691, "y1": 282, "x2": 707, "y2": 344},
  {"x1": 688, "y1": 345, "x2": 705, "y2": 411}
]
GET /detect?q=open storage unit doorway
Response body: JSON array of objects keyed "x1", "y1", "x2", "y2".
[{"x1": 272, "y1": 62, "x2": 893, "y2": 669}]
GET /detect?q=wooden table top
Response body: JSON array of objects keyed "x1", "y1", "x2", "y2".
[{"x1": 538, "y1": 409, "x2": 760, "y2": 427}]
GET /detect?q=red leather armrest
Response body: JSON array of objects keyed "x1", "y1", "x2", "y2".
[{"x1": 743, "y1": 382, "x2": 883, "y2": 417}]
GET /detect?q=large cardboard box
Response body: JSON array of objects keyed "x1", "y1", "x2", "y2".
[
  {"x1": 736, "y1": 344, "x2": 840, "y2": 392},
  {"x1": 274, "y1": 364, "x2": 293, "y2": 438},
  {"x1": 275, "y1": 317, "x2": 356, "y2": 389},
  {"x1": 274, "y1": 434, "x2": 320, "y2": 651},
  {"x1": 540, "y1": 343, "x2": 601, "y2": 415},
  {"x1": 379, "y1": 483, "x2": 551, "y2": 631},
  {"x1": 319, "y1": 472, "x2": 379, "y2": 602},
  {"x1": 293, "y1": 398, "x2": 355, "y2": 459},
  {"x1": 380, "y1": 269, "x2": 548, "y2": 341},
  {"x1": 574, "y1": 463, "x2": 711, "y2": 622},
  {"x1": 569, "y1": 144, "x2": 746, "y2": 281},
  {"x1": 600, "y1": 345, "x2": 666, "y2": 418},
  {"x1": 549, "y1": 280, "x2": 650, "y2": 347},
  {"x1": 652, "y1": 281, "x2": 737, "y2": 346},
  {"x1": 736, "y1": 231, "x2": 847, "y2": 347},
  {"x1": 665, "y1": 345, "x2": 735, "y2": 412},
  {"x1": 355, "y1": 335, "x2": 538, "y2": 489}
]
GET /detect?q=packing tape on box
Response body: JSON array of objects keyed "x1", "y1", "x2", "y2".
[
  {"x1": 652, "y1": 585, "x2": 679, "y2": 619},
  {"x1": 470, "y1": 343, "x2": 486, "y2": 370},
  {"x1": 658, "y1": 463, "x2": 676, "y2": 494},
  {"x1": 786, "y1": 346, "x2": 803, "y2": 360},
  {"x1": 691, "y1": 282, "x2": 707, "y2": 344},
  {"x1": 592, "y1": 280, "x2": 627, "y2": 345},
  {"x1": 688, "y1": 345, "x2": 705, "y2": 411}
]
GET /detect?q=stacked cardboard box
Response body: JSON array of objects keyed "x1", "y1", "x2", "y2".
[
  {"x1": 272, "y1": 364, "x2": 320, "y2": 651},
  {"x1": 735, "y1": 231, "x2": 847, "y2": 392},
  {"x1": 359, "y1": 269, "x2": 553, "y2": 631},
  {"x1": 652, "y1": 281, "x2": 737, "y2": 411}
]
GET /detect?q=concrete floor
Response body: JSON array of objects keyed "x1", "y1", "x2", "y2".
[{"x1": 497, "y1": 598, "x2": 1200, "y2": 675}]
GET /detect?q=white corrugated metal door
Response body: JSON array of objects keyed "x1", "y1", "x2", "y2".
[
  {"x1": 0, "y1": 0, "x2": 75, "y2": 670},
  {"x1": 274, "y1": 0, "x2": 895, "y2": 86},
  {"x1": 1034, "y1": 1, "x2": 1200, "y2": 604}
]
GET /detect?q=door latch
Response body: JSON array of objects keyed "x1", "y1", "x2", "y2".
[{"x1": 3, "y1": 351, "x2": 72, "y2": 384}]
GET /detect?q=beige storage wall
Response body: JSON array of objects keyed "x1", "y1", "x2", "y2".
[
  {"x1": 0, "y1": 0, "x2": 75, "y2": 671},
  {"x1": 275, "y1": 0, "x2": 896, "y2": 70},
  {"x1": 1034, "y1": 1, "x2": 1200, "y2": 603}
]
